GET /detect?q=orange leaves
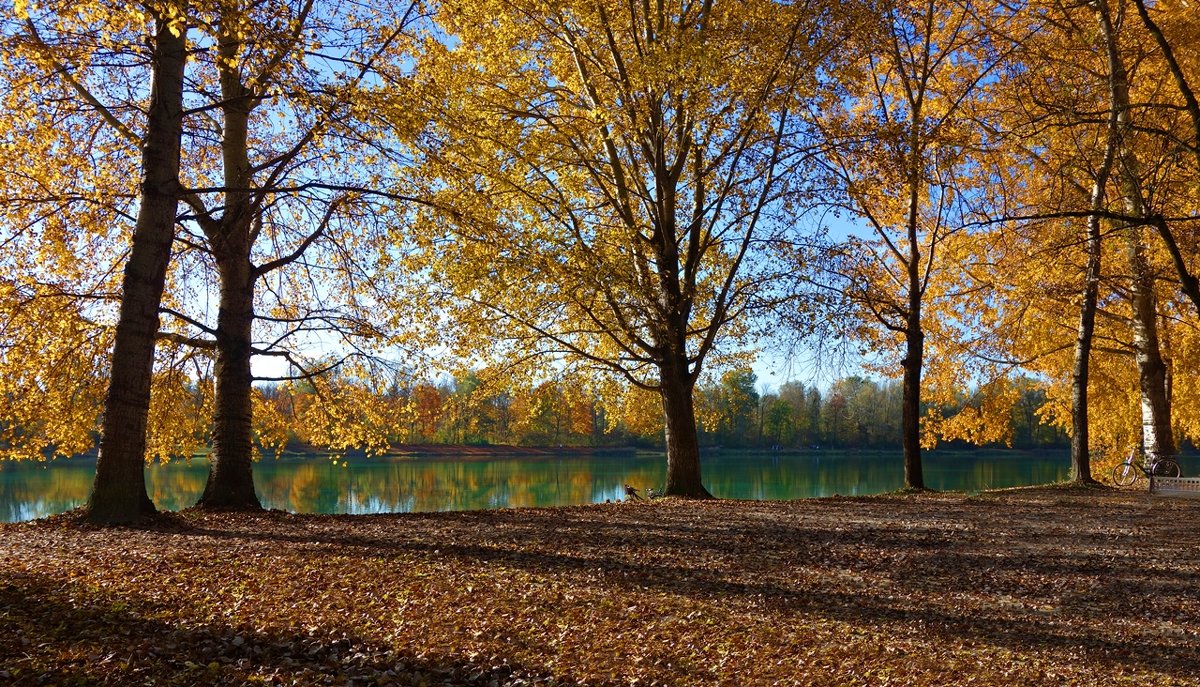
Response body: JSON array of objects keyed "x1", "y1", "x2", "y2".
[{"x1": 813, "y1": 1, "x2": 1014, "y2": 446}]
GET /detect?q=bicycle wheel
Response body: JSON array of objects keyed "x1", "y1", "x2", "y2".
[
  {"x1": 1151, "y1": 458, "x2": 1182, "y2": 479},
  {"x1": 1112, "y1": 461, "x2": 1139, "y2": 486}
]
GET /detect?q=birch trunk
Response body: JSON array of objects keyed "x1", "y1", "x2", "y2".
[{"x1": 1097, "y1": 0, "x2": 1176, "y2": 464}]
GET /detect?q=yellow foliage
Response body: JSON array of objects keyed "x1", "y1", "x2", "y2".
[
  {"x1": 0, "y1": 283, "x2": 109, "y2": 460},
  {"x1": 288, "y1": 363, "x2": 410, "y2": 455},
  {"x1": 144, "y1": 360, "x2": 212, "y2": 462},
  {"x1": 591, "y1": 381, "x2": 664, "y2": 439},
  {"x1": 401, "y1": 0, "x2": 836, "y2": 400}
]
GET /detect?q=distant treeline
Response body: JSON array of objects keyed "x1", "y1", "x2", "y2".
[
  {"x1": 697, "y1": 370, "x2": 1068, "y2": 451},
  {"x1": 262, "y1": 368, "x2": 1068, "y2": 452}
]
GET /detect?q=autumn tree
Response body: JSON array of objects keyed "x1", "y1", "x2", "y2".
[
  {"x1": 92, "y1": 8, "x2": 188, "y2": 522},
  {"x1": 407, "y1": 0, "x2": 837, "y2": 496},
  {"x1": 7, "y1": 0, "x2": 433, "y2": 514},
  {"x1": 941, "y1": 0, "x2": 1114, "y2": 481},
  {"x1": 814, "y1": 0, "x2": 1018, "y2": 489},
  {"x1": 0, "y1": 28, "x2": 117, "y2": 466},
  {"x1": 1008, "y1": 0, "x2": 1200, "y2": 470},
  {"x1": 160, "y1": 0, "x2": 425, "y2": 509},
  {"x1": 970, "y1": 0, "x2": 1197, "y2": 474},
  {"x1": 409, "y1": 383, "x2": 446, "y2": 441},
  {"x1": 1127, "y1": 0, "x2": 1200, "y2": 314},
  {"x1": 2, "y1": 0, "x2": 191, "y2": 522},
  {"x1": 1094, "y1": 0, "x2": 1178, "y2": 464}
]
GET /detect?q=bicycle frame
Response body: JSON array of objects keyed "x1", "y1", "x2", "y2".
[{"x1": 1112, "y1": 449, "x2": 1182, "y2": 486}]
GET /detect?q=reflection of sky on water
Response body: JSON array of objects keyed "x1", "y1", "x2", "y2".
[{"x1": 0, "y1": 450, "x2": 1093, "y2": 522}]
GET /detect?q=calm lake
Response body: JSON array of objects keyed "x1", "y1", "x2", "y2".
[{"x1": 0, "y1": 448, "x2": 1146, "y2": 523}]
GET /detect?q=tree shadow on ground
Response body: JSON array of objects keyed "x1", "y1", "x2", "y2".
[
  {"x1": 160, "y1": 495, "x2": 1200, "y2": 681},
  {"x1": 0, "y1": 570, "x2": 562, "y2": 687}
]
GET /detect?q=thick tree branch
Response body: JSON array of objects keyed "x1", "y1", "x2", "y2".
[{"x1": 156, "y1": 331, "x2": 216, "y2": 349}]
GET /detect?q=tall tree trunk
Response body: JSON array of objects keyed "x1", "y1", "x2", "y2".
[
  {"x1": 1070, "y1": 203, "x2": 1103, "y2": 484},
  {"x1": 85, "y1": 13, "x2": 187, "y2": 524},
  {"x1": 900, "y1": 323, "x2": 925, "y2": 490},
  {"x1": 195, "y1": 4, "x2": 263, "y2": 510},
  {"x1": 1126, "y1": 233, "x2": 1176, "y2": 462},
  {"x1": 197, "y1": 247, "x2": 262, "y2": 510},
  {"x1": 1070, "y1": 43, "x2": 1121, "y2": 484},
  {"x1": 660, "y1": 352, "x2": 711, "y2": 498},
  {"x1": 900, "y1": 146, "x2": 926, "y2": 490},
  {"x1": 1115, "y1": 112, "x2": 1175, "y2": 464},
  {"x1": 1097, "y1": 0, "x2": 1176, "y2": 464}
]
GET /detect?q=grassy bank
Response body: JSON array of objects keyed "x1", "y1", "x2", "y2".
[{"x1": 2, "y1": 488, "x2": 1198, "y2": 685}]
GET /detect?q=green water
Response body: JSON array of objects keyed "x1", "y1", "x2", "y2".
[{"x1": 0, "y1": 449, "x2": 1094, "y2": 523}]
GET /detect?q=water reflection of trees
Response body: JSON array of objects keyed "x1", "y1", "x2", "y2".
[
  {"x1": 1, "y1": 451, "x2": 1071, "y2": 521},
  {"x1": 251, "y1": 452, "x2": 1068, "y2": 512},
  {"x1": 702, "y1": 451, "x2": 1070, "y2": 499},
  {"x1": 145, "y1": 461, "x2": 208, "y2": 510},
  {"x1": 0, "y1": 461, "x2": 92, "y2": 521},
  {"x1": 250, "y1": 457, "x2": 667, "y2": 514}
]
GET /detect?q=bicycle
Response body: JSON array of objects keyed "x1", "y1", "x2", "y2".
[{"x1": 1111, "y1": 449, "x2": 1182, "y2": 486}]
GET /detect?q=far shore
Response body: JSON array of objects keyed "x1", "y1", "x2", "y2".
[
  {"x1": 376, "y1": 444, "x2": 640, "y2": 459},
  {"x1": 24, "y1": 443, "x2": 1089, "y2": 464}
]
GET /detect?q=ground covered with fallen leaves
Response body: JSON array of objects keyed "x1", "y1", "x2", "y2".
[{"x1": 2, "y1": 486, "x2": 1199, "y2": 686}]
